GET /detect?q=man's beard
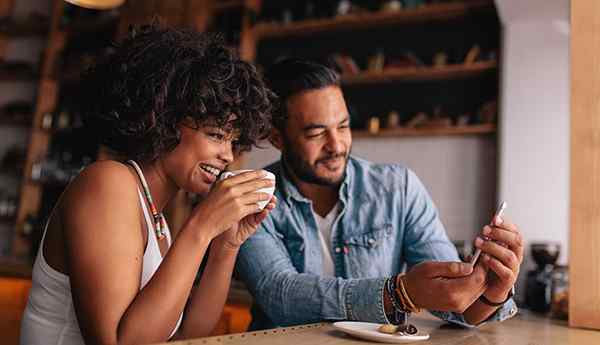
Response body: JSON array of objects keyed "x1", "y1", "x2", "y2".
[{"x1": 282, "y1": 141, "x2": 349, "y2": 187}]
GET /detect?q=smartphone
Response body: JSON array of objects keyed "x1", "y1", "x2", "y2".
[{"x1": 470, "y1": 201, "x2": 507, "y2": 266}]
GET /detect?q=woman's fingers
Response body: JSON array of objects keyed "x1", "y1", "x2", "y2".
[
  {"x1": 222, "y1": 178, "x2": 274, "y2": 197},
  {"x1": 221, "y1": 170, "x2": 268, "y2": 184}
]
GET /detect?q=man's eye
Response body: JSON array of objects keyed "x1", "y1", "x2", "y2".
[{"x1": 306, "y1": 131, "x2": 325, "y2": 138}]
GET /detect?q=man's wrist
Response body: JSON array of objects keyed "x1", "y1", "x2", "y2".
[{"x1": 481, "y1": 286, "x2": 514, "y2": 306}]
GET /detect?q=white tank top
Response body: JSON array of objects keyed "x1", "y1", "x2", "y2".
[{"x1": 20, "y1": 189, "x2": 182, "y2": 345}]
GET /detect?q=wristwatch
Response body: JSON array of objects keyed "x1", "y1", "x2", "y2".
[{"x1": 479, "y1": 286, "x2": 515, "y2": 307}]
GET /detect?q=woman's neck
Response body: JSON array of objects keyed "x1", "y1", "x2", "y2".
[{"x1": 139, "y1": 160, "x2": 178, "y2": 212}]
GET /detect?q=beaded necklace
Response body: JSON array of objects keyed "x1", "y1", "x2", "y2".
[{"x1": 127, "y1": 160, "x2": 167, "y2": 239}]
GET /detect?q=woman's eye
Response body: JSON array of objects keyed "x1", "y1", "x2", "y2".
[{"x1": 208, "y1": 132, "x2": 225, "y2": 140}]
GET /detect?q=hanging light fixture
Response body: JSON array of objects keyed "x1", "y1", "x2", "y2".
[{"x1": 63, "y1": 0, "x2": 125, "y2": 10}]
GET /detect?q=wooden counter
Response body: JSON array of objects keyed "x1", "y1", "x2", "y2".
[{"x1": 159, "y1": 311, "x2": 600, "y2": 345}]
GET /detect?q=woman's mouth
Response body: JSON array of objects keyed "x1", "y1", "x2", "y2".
[{"x1": 198, "y1": 164, "x2": 221, "y2": 183}]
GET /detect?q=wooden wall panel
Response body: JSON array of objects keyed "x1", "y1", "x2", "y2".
[{"x1": 570, "y1": 0, "x2": 600, "y2": 330}]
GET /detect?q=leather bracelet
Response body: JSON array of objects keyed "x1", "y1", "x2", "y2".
[{"x1": 479, "y1": 287, "x2": 515, "y2": 307}]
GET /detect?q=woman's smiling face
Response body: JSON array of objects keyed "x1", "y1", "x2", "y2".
[{"x1": 161, "y1": 117, "x2": 238, "y2": 195}]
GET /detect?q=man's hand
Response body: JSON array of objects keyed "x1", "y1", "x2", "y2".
[
  {"x1": 474, "y1": 216, "x2": 524, "y2": 303},
  {"x1": 403, "y1": 261, "x2": 488, "y2": 313}
]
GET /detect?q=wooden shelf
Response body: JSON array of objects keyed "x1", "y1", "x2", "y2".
[
  {"x1": 0, "y1": 71, "x2": 38, "y2": 82},
  {"x1": 352, "y1": 124, "x2": 496, "y2": 138},
  {"x1": 253, "y1": 0, "x2": 494, "y2": 40},
  {"x1": 0, "y1": 118, "x2": 31, "y2": 128},
  {"x1": 0, "y1": 214, "x2": 16, "y2": 222},
  {"x1": 0, "y1": 170, "x2": 22, "y2": 180},
  {"x1": 341, "y1": 61, "x2": 497, "y2": 86},
  {"x1": 0, "y1": 20, "x2": 49, "y2": 37},
  {"x1": 214, "y1": 0, "x2": 244, "y2": 12},
  {"x1": 0, "y1": 256, "x2": 31, "y2": 278}
]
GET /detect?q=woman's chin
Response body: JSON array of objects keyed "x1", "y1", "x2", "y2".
[{"x1": 193, "y1": 184, "x2": 211, "y2": 196}]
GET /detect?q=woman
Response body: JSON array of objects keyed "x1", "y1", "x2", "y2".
[{"x1": 20, "y1": 24, "x2": 277, "y2": 345}]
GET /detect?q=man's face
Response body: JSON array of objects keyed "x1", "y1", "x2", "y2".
[{"x1": 278, "y1": 85, "x2": 352, "y2": 186}]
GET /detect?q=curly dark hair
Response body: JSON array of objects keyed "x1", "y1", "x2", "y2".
[{"x1": 77, "y1": 23, "x2": 277, "y2": 162}]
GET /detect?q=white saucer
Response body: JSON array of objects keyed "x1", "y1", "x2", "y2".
[{"x1": 332, "y1": 322, "x2": 430, "y2": 344}]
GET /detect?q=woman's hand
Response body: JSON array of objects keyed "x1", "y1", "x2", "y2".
[
  {"x1": 213, "y1": 195, "x2": 277, "y2": 252},
  {"x1": 189, "y1": 170, "x2": 275, "y2": 241}
]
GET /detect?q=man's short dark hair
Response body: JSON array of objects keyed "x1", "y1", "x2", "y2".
[
  {"x1": 264, "y1": 58, "x2": 340, "y2": 131},
  {"x1": 77, "y1": 23, "x2": 276, "y2": 162}
]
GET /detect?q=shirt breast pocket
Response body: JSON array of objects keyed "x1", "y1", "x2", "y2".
[{"x1": 344, "y1": 223, "x2": 395, "y2": 277}]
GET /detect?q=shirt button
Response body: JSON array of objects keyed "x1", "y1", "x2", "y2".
[{"x1": 335, "y1": 247, "x2": 341, "y2": 253}]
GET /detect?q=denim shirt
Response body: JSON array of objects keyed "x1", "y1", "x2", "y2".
[{"x1": 236, "y1": 156, "x2": 517, "y2": 330}]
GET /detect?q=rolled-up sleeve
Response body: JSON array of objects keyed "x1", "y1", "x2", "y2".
[{"x1": 431, "y1": 297, "x2": 518, "y2": 327}]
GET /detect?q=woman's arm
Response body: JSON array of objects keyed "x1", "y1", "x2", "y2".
[
  {"x1": 62, "y1": 162, "x2": 213, "y2": 345},
  {"x1": 174, "y1": 245, "x2": 239, "y2": 339},
  {"x1": 64, "y1": 164, "x2": 273, "y2": 345},
  {"x1": 176, "y1": 196, "x2": 277, "y2": 339}
]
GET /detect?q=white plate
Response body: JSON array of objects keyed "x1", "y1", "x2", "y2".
[{"x1": 332, "y1": 322, "x2": 430, "y2": 344}]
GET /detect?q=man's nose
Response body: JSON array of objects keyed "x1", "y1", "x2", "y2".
[{"x1": 325, "y1": 131, "x2": 344, "y2": 154}]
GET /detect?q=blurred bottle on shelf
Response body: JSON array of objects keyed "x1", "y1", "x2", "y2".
[
  {"x1": 381, "y1": 0, "x2": 402, "y2": 12},
  {"x1": 0, "y1": 193, "x2": 18, "y2": 220},
  {"x1": 31, "y1": 125, "x2": 97, "y2": 186},
  {"x1": 21, "y1": 214, "x2": 44, "y2": 261},
  {"x1": 386, "y1": 111, "x2": 400, "y2": 128},
  {"x1": 368, "y1": 117, "x2": 380, "y2": 134},
  {"x1": 40, "y1": 109, "x2": 73, "y2": 131},
  {"x1": 476, "y1": 100, "x2": 497, "y2": 124}
]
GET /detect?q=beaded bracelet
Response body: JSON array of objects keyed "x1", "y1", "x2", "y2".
[
  {"x1": 384, "y1": 277, "x2": 408, "y2": 325},
  {"x1": 385, "y1": 277, "x2": 407, "y2": 312}
]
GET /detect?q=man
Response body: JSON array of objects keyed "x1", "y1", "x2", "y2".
[{"x1": 236, "y1": 59, "x2": 522, "y2": 330}]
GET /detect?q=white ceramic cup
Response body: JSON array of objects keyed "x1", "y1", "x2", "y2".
[{"x1": 219, "y1": 169, "x2": 276, "y2": 210}]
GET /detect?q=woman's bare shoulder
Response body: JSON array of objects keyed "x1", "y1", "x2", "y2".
[{"x1": 61, "y1": 160, "x2": 139, "y2": 213}]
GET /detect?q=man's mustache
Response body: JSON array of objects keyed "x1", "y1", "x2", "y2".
[{"x1": 316, "y1": 153, "x2": 347, "y2": 164}]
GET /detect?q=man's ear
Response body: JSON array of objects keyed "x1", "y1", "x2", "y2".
[{"x1": 269, "y1": 127, "x2": 284, "y2": 151}]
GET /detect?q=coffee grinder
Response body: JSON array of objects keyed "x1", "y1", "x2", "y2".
[{"x1": 525, "y1": 242, "x2": 561, "y2": 313}]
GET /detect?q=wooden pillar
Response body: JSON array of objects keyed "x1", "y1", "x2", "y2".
[{"x1": 570, "y1": 0, "x2": 600, "y2": 330}]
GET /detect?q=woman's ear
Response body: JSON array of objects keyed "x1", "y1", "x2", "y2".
[{"x1": 269, "y1": 127, "x2": 284, "y2": 151}]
